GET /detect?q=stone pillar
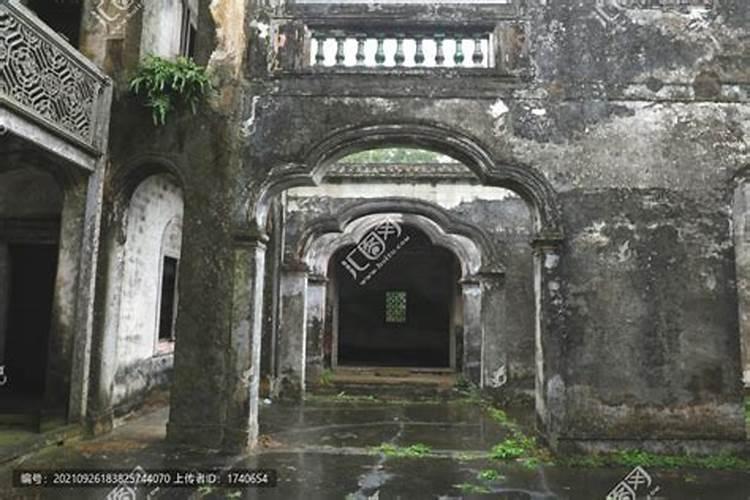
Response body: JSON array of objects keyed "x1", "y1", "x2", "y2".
[
  {"x1": 480, "y1": 272, "x2": 507, "y2": 389},
  {"x1": 532, "y1": 239, "x2": 566, "y2": 444},
  {"x1": 222, "y1": 234, "x2": 267, "y2": 452},
  {"x1": 86, "y1": 206, "x2": 128, "y2": 435},
  {"x1": 0, "y1": 243, "x2": 9, "y2": 363},
  {"x1": 275, "y1": 267, "x2": 308, "y2": 401},
  {"x1": 305, "y1": 274, "x2": 327, "y2": 386},
  {"x1": 67, "y1": 163, "x2": 108, "y2": 424},
  {"x1": 328, "y1": 276, "x2": 339, "y2": 369},
  {"x1": 733, "y1": 183, "x2": 750, "y2": 386},
  {"x1": 166, "y1": 229, "x2": 261, "y2": 452},
  {"x1": 44, "y1": 176, "x2": 88, "y2": 416},
  {"x1": 460, "y1": 277, "x2": 483, "y2": 386}
]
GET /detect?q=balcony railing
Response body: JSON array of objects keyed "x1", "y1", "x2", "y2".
[
  {"x1": 309, "y1": 29, "x2": 495, "y2": 69},
  {"x1": 0, "y1": 0, "x2": 110, "y2": 153}
]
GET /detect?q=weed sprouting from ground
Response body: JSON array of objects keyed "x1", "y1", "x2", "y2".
[
  {"x1": 319, "y1": 369, "x2": 334, "y2": 386},
  {"x1": 562, "y1": 449, "x2": 750, "y2": 471},
  {"x1": 373, "y1": 443, "x2": 432, "y2": 458},
  {"x1": 477, "y1": 469, "x2": 504, "y2": 481}
]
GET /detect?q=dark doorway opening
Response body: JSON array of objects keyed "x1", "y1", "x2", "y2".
[
  {"x1": 26, "y1": 0, "x2": 83, "y2": 48},
  {"x1": 333, "y1": 224, "x2": 459, "y2": 368},
  {"x1": 158, "y1": 256, "x2": 178, "y2": 342},
  {"x1": 2, "y1": 244, "x2": 58, "y2": 397}
]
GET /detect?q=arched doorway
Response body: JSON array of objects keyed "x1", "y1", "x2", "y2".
[{"x1": 331, "y1": 224, "x2": 461, "y2": 369}]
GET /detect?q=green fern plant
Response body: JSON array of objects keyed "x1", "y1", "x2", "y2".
[{"x1": 129, "y1": 55, "x2": 212, "y2": 126}]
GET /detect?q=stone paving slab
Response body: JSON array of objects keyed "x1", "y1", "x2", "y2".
[{"x1": 0, "y1": 400, "x2": 748, "y2": 499}]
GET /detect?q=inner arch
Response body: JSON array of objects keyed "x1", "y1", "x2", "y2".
[{"x1": 330, "y1": 223, "x2": 462, "y2": 369}]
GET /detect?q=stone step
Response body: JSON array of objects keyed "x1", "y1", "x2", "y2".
[{"x1": 310, "y1": 368, "x2": 458, "y2": 399}]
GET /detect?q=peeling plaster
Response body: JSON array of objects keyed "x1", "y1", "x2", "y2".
[
  {"x1": 241, "y1": 96, "x2": 261, "y2": 137},
  {"x1": 209, "y1": 0, "x2": 248, "y2": 75},
  {"x1": 489, "y1": 99, "x2": 510, "y2": 119}
]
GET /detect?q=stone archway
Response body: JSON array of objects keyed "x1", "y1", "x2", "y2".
[
  {"x1": 243, "y1": 123, "x2": 565, "y2": 434},
  {"x1": 168, "y1": 122, "x2": 565, "y2": 452},
  {"x1": 248, "y1": 123, "x2": 563, "y2": 241},
  {"x1": 271, "y1": 210, "x2": 491, "y2": 399}
]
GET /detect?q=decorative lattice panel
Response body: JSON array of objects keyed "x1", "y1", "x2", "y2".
[
  {"x1": 0, "y1": 4, "x2": 101, "y2": 146},
  {"x1": 385, "y1": 291, "x2": 407, "y2": 323}
]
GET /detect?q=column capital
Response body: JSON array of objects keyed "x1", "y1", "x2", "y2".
[
  {"x1": 233, "y1": 229, "x2": 269, "y2": 249},
  {"x1": 459, "y1": 276, "x2": 483, "y2": 287},
  {"x1": 531, "y1": 234, "x2": 564, "y2": 255},
  {"x1": 477, "y1": 265, "x2": 506, "y2": 278},
  {"x1": 281, "y1": 260, "x2": 310, "y2": 273},
  {"x1": 308, "y1": 273, "x2": 328, "y2": 284}
]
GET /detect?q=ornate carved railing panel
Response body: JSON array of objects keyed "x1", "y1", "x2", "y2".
[{"x1": 0, "y1": 1, "x2": 110, "y2": 153}]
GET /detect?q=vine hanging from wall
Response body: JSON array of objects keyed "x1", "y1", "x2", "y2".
[{"x1": 129, "y1": 55, "x2": 212, "y2": 126}]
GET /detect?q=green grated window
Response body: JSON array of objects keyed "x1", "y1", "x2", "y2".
[{"x1": 385, "y1": 291, "x2": 407, "y2": 323}]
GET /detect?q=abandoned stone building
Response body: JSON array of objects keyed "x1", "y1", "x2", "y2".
[{"x1": 0, "y1": 0, "x2": 749, "y2": 462}]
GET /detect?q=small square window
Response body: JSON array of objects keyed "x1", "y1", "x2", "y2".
[{"x1": 385, "y1": 291, "x2": 407, "y2": 323}]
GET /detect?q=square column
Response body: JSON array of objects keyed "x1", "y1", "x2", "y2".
[
  {"x1": 0, "y1": 243, "x2": 9, "y2": 364},
  {"x1": 532, "y1": 240, "x2": 566, "y2": 444},
  {"x1": 461, "y1": 278, "x2": 483, "y2": 386},
  {"x1": 44, "y1": 176, "x2": 88, "y2": 417},
  {"x1": 479, "y1": 272, "x2": 507, "y2": 388},
  {"x1": 222, "y1": 235, "x2": 267, "y2": 451},
  {"x1": 305, "y1": 274, "x2": 328, "y2": 386},
  {"x1": 167, "y1": 233, "x2": 267, "y2": 453},
  {"x1": 274, "y1": 267, "x2": 308, "y2": 401}
]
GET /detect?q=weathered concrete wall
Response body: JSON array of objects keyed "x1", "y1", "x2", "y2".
[
  {"x1": 139, "y1": 0, "x2": 193, "y2": 59},
  {"x1": 140, "y1": 0, "x2": 184, "y2": 59},
  {"x1": 111, "y1": 174, "x2": 183, "y2": 409},
  {"x1": 0, "y1": 169, "x2": 63, "y2": 217},
  {"x1": 67, "y1": 0, "x2": 749, "y2": 453},
  {"x1": 235, "y1": 0, "x2": 749, "y2": 450}
]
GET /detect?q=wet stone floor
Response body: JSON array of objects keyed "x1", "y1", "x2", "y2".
[{"x1": 0, "y1": 396, "x2": 749, "y2": 499}]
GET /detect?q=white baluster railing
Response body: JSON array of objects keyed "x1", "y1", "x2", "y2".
[{"x1": 309, "y1": 29, "x2": 494, "y2": 69}]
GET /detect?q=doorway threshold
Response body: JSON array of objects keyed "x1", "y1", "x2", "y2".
[
  {"x1": 337, "y1": 366, "x2": 454, "y2": 375},
  {"x1": 311, "y1": 367, "x2": 458, "y2": 399}
]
